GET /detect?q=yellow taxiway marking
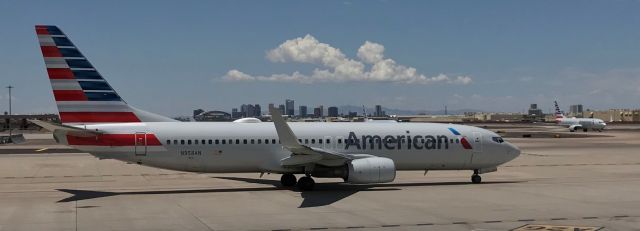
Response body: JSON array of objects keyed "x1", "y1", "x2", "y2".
[{"x1": 35, "y1": 148, "x2": 48, "y2": 152}]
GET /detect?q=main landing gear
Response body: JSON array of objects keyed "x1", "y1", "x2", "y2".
[
  {"x1": 280, "y1": 173, "x2": 316, "y2": 191},
  {"x1": 471, "y1": 169, "x2": 482, "y2": 184},
  {"x1": 280, "y1": 173, "x2": 297, "y2": 187}
]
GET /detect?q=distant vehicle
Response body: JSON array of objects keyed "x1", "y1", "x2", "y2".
[
  {"x1": 32, "y1": 25, "x2": 520, "y2": 191},
  {"x1": 554, "y1": 101, "x2": 606, "y2": 132}
]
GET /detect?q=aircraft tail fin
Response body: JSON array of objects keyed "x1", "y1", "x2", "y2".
[
  {"x1": 35, "y1": 25, "x2": 176, "y2": 124},
  {"x1": 554, "y1": 100, "x2": 565, "y2": 121}
]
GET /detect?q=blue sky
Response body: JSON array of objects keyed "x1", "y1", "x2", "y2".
[{"x1": 1, "y1": 1, "x2": 639, "y2": 116}]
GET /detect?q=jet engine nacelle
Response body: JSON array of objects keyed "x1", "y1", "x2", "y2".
[
  {"x1": 346, "y1": 157, "x2": 396, "y2": 184},
  {"x1": 569, "y1": 124, "x2": 582, "y2": 132}
]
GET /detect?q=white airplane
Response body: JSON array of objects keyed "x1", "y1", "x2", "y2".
[
  {"x1": 554, "y1": 101, "x2": 606, "y2": 132},
  {"x1": 33, "y1": 25, "x2": 520, "y2": 191}
]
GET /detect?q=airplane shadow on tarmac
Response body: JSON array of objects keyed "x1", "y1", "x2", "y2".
[{"x1": 57, "y1": 178, "x2": 523, "y2": 208}]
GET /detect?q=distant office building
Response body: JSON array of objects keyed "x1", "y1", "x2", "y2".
[
  {"x1": 285, "y1": 99, "x2": 295, "y2": 116},
  {"x1": 231, "y1": 108, "x2": 240, "y2": 118},
  {"x1": 527, "y1": 104, "x2": 544, "y2": 122},
  {"x1": 268, "y1": 103, "x2": 275, "y2": 111},
  {"x1": 374, "y1": 105, "x2": 382, "y2": 117},
  {"x1": 299, "y1": 105, "x2": 307, "y2": 117},
  {"x1": 313, "y1": 107, "x2": 323, "y2": 118},
  {"x1": 240, "y1": 104, "x2": 258, "y2": 117},
  {"x1": 348, "y1": 111, "x2": 358, "y2": 117},
  {"x1": 328, "y1": 106, "x2": 339, "y2": 117},
  {"x1": 528, "y1": 104, "x2": 543, "y2": 116},
  {"x1": 570, "y1": 104, "x2": 584, "y2": 117},
  {"x1": 278, "y1": 104, "x2": 286, "y2": 115},
  {"x1": 254, "y1": 104, "x2": 261, "y2": 117}
]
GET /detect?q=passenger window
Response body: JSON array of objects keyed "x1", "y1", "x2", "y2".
[
  {"x1": 250, "y1": 139, "x2": 254, "y2": 144},
  {"x1": 450, "y1": 139, "x2": 453, "y2": 143},
  {"x1": 305, "y1": 139, "x2": 309, "y2": 144},
  {"x1": 298, "y1": 139, "x2": 302, "y2": 143},
  {"x1": 456, "y1": 139, "x2": 459, "y2": 143},
  {"x1": 188, "y1": 140, "x2": 192, "y2": 145},
  {"x1": 235, "y1": 139, "x2": 239, "y2": 144},
  {"x1": 265, "y1": 139, "x2": 269, "y2": 144},
  {"x1": 181, "y1": 140, "x2": 185, "y2": 145},
  {"x1": 173, "y1": 140, "x2": 178, "y2": 145},
  {"x1": 243, "y1": 139, "x2": 247, "y2": 144},
  {"x1": 311, "y1": 139, "x2": 315, "y2": 144},
  {"x1": 166, "y1": 140, "x2": 170, "y2": 145},
  {"x1": 258, "y1": 139, "x2": 261, "y2": 144},
  {"x1": 215, "y1": 139, "x2": 219, "y2": 144},
  {"x1": 273, "y1": 139, "x2": 277, "y2": 144},
  {"x1": 319, "y1": 139, "x2": 323, "y2": 144},
  {"x1": 338, "y1": 139, "x2": 342, "y2": 144},
  {"x1": 222, "y1": 140, "x2": 226, "y2": 144},
  {"x1": 326, "y1": 139, "x2": 330, "y2": 144},
  {"x1": 202, "y1": 139, "x2": 206, "y2": 145}
]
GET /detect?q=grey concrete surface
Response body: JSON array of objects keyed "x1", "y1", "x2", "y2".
[{"x1": 0, "y1": 126, "x2": 639, "y2": 230}]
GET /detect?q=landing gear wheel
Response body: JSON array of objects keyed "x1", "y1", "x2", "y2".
[
  {"x1": 471, "y1": 174, "x2": 482, "y2": 184},
  {"x1": 297, "y1": 176, "x2": 315, "y2": 191},
  {"x1": 280, "y1": 174, "x2": 297, "y2": 187}
]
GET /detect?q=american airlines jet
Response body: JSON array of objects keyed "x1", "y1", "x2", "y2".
[
  {"x1": 33, "y1": 25, "x2": 520, "y2": 191},
  {"x1": 554, "y1": 101, "x2": 606, "y2": 132}
]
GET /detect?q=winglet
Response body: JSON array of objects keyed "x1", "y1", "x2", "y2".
[{"x1": 269, "y1": 106, "x2": 303, "y2": 150}]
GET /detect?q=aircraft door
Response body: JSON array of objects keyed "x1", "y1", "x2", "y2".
[{"x1": 134, "y1": 132, "x2": 147, "y2": 156}]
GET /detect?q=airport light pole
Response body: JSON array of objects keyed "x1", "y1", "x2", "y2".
[{"x1": 6, "y1": 85, "x2": 12, "y2": 142}]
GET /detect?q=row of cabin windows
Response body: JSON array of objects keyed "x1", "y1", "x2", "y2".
[
  {"x1": 165, "y1": 137, "x2": 461, "y2": 145},
  {"x1": 165, "y1": 138, "x2": 337, "y2": 145}
]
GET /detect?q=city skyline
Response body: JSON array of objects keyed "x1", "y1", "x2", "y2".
[{"x1": 2, "y1": 1, "x2": 640, "y2": 116}]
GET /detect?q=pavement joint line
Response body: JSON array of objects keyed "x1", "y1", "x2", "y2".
[{"x1": 278, "y1": 215, "x2": 640, "y2": 231}]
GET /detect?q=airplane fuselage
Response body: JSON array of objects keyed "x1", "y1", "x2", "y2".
[{"x1": 58, "y1": 122, "x2": 519, "y2": 174}]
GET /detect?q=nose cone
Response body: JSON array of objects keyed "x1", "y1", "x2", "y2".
[{"x1": 505, "y1": 142, "x2": 521, "y2": 162}]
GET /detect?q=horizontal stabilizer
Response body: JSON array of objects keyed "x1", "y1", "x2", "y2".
[{"x1": 29, "y1": 119, "x2": 102, "y2": 137}]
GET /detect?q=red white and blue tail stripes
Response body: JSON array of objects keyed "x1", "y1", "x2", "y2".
[{"x1": 36, "y1": 25, "x2": 174, "y2": 124}]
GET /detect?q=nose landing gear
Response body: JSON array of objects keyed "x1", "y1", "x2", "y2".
[{"x1": 471, "y1": 169, "x2": 482, "y2": 184}]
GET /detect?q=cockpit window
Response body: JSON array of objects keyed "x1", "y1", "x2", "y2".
[{"x1": 492, "y1": 137, "x2": 504, "y2": 143}]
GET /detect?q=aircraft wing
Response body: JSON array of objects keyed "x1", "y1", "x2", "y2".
[
  {"x1": 269, "y1": 107, "x2": 369, "y2": 167},
  {"x1": 29, "y1": 120, "x2": 103, "y2": 137}
]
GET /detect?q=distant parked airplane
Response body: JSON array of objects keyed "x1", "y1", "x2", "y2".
[{"x1": 554, "y1": 101, "x2": 606, "y2": 132}]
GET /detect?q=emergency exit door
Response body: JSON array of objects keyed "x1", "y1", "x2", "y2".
[{"x1": 134, "y1": 132, "x2": 147, "y2": 156}]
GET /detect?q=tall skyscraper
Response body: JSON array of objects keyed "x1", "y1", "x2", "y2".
[
  {"x1": 375, "y1": 105, "x2": 382, "y2": 117},
  {"x1": 313, "y1": 107, "x2": 322, "y2": 118},
  {"x1": 328, "y1": 106, "x2": 339, "y2": 117},
  {"x1": 285, "y1": 99, "x2": 295, "y2": 116},
  {"x1": 570, "y1": 104, "x2": 584, "y2": 117},
  {"x1": 231, "y1": 108, "x2": 240, "y2": 118},
  {"x1": 299, "y1": 105, "x2": 307, "y2": 117},
  {"x1": 278, "y1": 104, "x2": 286, "y2": 115},
  {"x1": 254, "y1": 104, "x2": 261, "y2": 117}
]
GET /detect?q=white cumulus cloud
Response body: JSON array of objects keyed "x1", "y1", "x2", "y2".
[{"x1": 222, "y1": 34, "x2": 471, "y2": 85}]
